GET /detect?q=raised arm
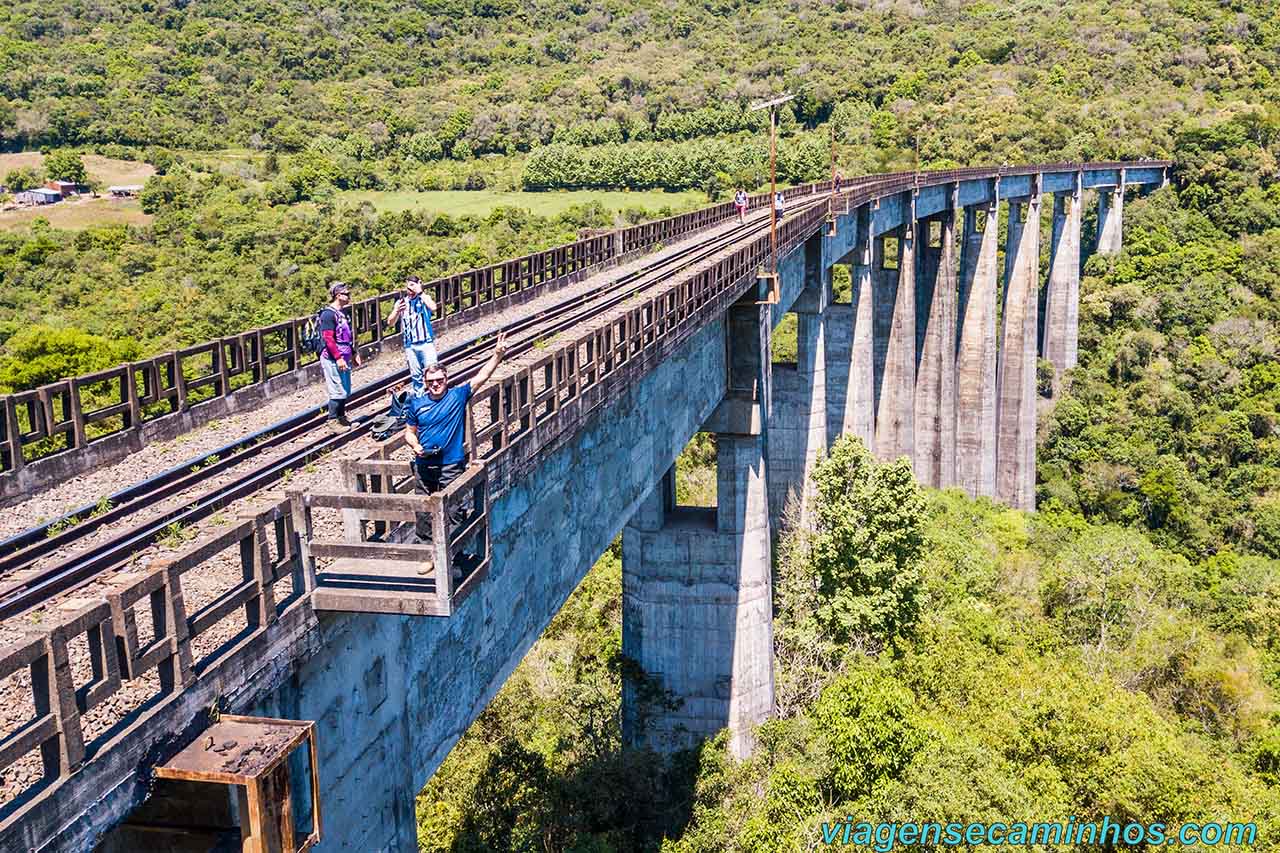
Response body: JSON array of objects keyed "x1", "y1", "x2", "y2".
[
  {"x1": 471, "y1": 331, "x2": 508, "y2": 392},
  {"x1": 423, "y1": 292, "x2": 437, "y2": 314}
]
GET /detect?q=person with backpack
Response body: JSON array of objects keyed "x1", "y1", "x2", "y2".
[
  {"x1": 319, "y1": 281, "x2": 362, "y2": 429},
  {"x1": 734, "y1": 188, "x2": 748, "y2": 223},
  {"x1": 385, "y1": 274, "x2": 438, "y2": 396}
]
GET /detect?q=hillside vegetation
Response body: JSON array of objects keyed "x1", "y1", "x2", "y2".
[
  {"x1": 3, "y1": 0, "x2": 1276, "y2": 166},
  {"x1": 1, "y1": 0, "x2": 1278, "y2": 383}
]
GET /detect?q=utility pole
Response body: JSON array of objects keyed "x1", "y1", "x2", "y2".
[
  {"x1": 828, "y1": 122, "x2": 839, "y2": 232},
  {"x1": 749, "y1": 93, "x2": 794, "y2": 279}
]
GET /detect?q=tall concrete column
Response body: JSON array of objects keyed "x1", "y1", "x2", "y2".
[
  {"x1": 1041, "y1": 186, "x2": 1082, "y2": 393},
  {"x1": 769, "y1": 235, "x2": 829, "y2": 522},
  {"x1": 1095, "y1": 179, "x2": 1124, "y2": 255},
  {"x1": 956, "y1": 201, "x2": 999, "y2": 499},
  {"x1": 824, "y1": 267, "x2": 852, "y2": 451},
  {"x1": 995, "y1": 195, "x2": 1041, "y2": 511},
  {"x1": 622, "y1": 288, "x2": 774, "y2": 759},
  {"x1": 913, "y1": 209, "x2": 958, "y2": 489},
  {"x1": 846, "y1": 206, "x2": 875, "y2": 449},
  {"x1": 872, "y1": 215, "x2": 916, "y2": 464}
]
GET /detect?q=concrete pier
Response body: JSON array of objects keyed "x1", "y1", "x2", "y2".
[
  {"x1": 1042, "y1": 188, "x2": 1082, "y2": 392},
  {"x1": 913, "y1": 211, "x2": 958, "y2": 489},
  {"x1": 1096, "y1": 182, "x2": 1124, "y2": 255},
  {"x1": 622, "y1": 289, "x2": 775, "y2": 758},
  {"x1": 955, "y1": 201, "x2": 1000, "y2": 499},
  {"x1": 995, "y1": 196, "x2": 1041, "y2": 511},
  {"x1": 769, "y1": 236, "x2": 829, "y2": 521},
  {"x1": 872, "y1": 218, "x2": 916, "y2": 464},
  {"x1": 846, "y1": 207, "x2": 875, "y2": 450}
]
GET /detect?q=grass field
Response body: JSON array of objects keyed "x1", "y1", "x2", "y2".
[
  {"x1": 334, "y1": 188, "x2": 706, "y2": 219},
  {"x1": 0, "y1": 152, "x2": 155, "y2": 187},
  {"x1": 0, "y1": 152, "x2": 155, "y2": 231},
  {"x1": 0, "y1": 197, "x2": 151, "y2": 232},
  {"x1": 184, "y1": 149, "x2": 267, "y2": 182}
]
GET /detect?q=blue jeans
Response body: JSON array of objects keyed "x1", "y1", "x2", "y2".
[{"x1": 404, "y1": 341, "x2": 439, "y2": 395}]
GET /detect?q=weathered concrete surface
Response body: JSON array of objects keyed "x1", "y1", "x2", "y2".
[
  {"x1": 912, "y1": 211, "x2": 957, "y2": 489},
  {"x1": 845, "y1": 208, "x2": 875, "y2": 449},
  {"x1": 251, "y1": 314, "x2": 733, "y2": 851},
  {"x1": 955, "y1": 202, "x2": 1000, "y2": 500},
  {"x1": 872, "y1": 221, "x2": 916, "y2": 464},
  {"x1": 624, "y1": 288, "x2": 776, "y2": 758},
  {"x1": 825, "y1": 301, "x2": 853, "y2": 451},
  {"x1": 768, "y1": 236, "x2": 829, "y2": 521},
  {"x1": 622, "y1": 433, "x2": 774, "y2": 758},
  {"x1": 1096, "y1": 183, "x2": 1124, "y2": 255},
  {"x1": 1042, "y1": 190, "x2": 1082, "y2": 393},
  {"x1": 995, "y1": 197, "x2": 1041, "y2": 511}
]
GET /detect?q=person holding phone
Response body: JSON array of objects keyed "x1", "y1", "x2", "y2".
[{"x1": 386, "y1": 275, "x2": 438, "y2": 396}]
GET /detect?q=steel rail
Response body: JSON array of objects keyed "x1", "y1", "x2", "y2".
[{"x1": 0, "y1": 198, "x2": 828, "y2": 621}]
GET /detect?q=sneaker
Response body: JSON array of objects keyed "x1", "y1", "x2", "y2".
[
  {"x1": 337, "y1": 415, "x2": 353, "y2": 428},
  {"x1": 326, "y1": 419, "x2": 346, "y2": 432}
]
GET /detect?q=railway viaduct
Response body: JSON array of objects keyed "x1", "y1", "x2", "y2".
[{"x1": 0, "y1": 161, "x2": 1168, "y2": 852}]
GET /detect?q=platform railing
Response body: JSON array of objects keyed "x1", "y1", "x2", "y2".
[
  {"x1": 0, "y1": 454, "x2": 494, "y2": 815},
  {"x1": 0, "y1": 499, "x2": 305, "y2": 818},
  {"x1": 288, "y1": 459, "x2": 489, "y2": 617}
]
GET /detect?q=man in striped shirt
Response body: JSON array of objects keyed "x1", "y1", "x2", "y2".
[{"x1": 386, "y1": 275, "x2": 439, "y2": 396}]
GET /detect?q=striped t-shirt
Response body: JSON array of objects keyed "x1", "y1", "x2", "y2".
[{"x1": 400, "y1": 295, "x2": 435, "y2": 346}]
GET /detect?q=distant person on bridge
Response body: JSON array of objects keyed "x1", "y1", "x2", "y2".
[
  {"x1": 404, "y1": 331, "x2": 509, "y2": 542},
  {"x1": 774, "y1": 190, "x2": 785, "y2": 219},
  {"x1": 734, "y1": 188, "x2": 748, "y2": 223},
  {"x1": 386, "y1": 275, "x2": 439, "y2": 396},
  {"x1": 834, "y1": 171, "x2": 843, "y2": 193},
  {"x1": 320, "y1": 281, "x2": 362, "y2": 430}
]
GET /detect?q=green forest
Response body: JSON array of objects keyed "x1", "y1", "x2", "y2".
[{"x1": 2, "y1": 0, "x2": 1280, "y2": 848}]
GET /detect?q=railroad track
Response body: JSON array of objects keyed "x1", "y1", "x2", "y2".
[{"x1": 0, "y1": 197, "x2": 829, "y2": 621}]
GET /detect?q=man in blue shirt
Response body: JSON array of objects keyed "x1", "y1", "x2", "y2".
[
  {"x1": 386, "y1": 275, "x2": 438, "y2": 396},
  {"x1": 404, "y1": 331, "x2": 508, "y2": 540}
]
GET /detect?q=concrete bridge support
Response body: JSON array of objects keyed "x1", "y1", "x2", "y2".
[
  {"x1": 872, "y1": 220, "x2": 916, "y2": 464},
  {"x1": 1096, "y1": 181, "x2": 1124, "y2": 255},
  {"x1": 622, "y1": 290, "x2": 775, "y2": 759},
  {"x1": 769, "y1": 235, "x2": 830, "y2": 521},
  {"x1": 1042, "y1": 188, "x2": 1083, "y2": 393},
  {"x1": 845, "y1": 207, "x2": 875, "y2": 451},
  {"x1": 995, "y1": 195, "x2": 1041, "y2": 511},
  {"x1": 955, "y1": 201, "x2": 1000, "y2": 499},
  {"x1": 912, "y1": 210, "x2": 958, "y2": 489}
]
